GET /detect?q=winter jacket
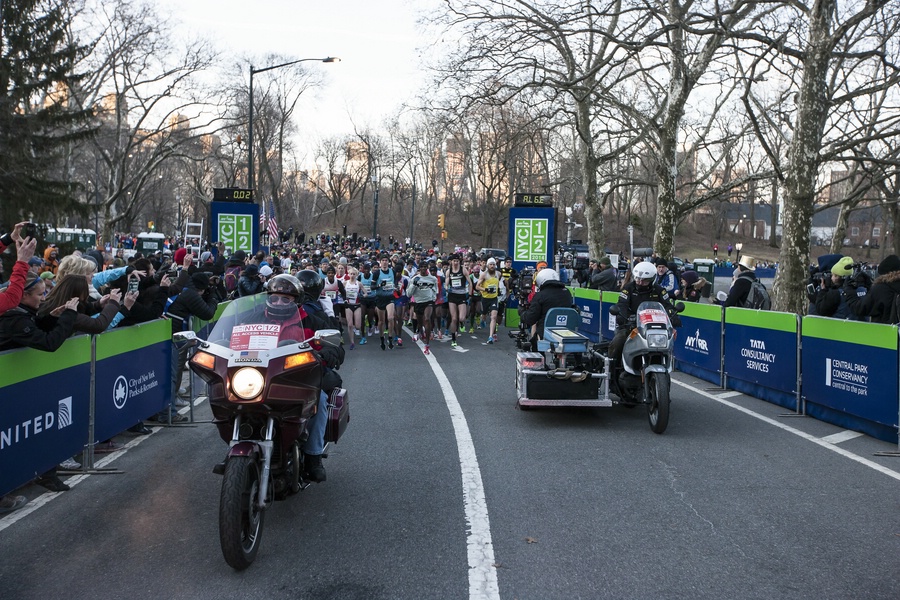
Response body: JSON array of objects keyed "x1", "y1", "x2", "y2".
[
  {"x1": 589, "y1": 267, "x2": 618, "y2": 291},
  {"x1": 521, "y1": 281, "x2": 575, "y2": 339},
  {"x1": 724, "y1": 271, "x2": 755, "y2": 308},
  {"x1": 166, "y1": 280, "x2": 221, "y2": 333},
  {"x1": 615, "y1": 281, "x2": 680, "y2": 328},
  {"x1": 0, "y1": 304, "x2": 78, "y2": 352},
  {"x1": 843, "y1": 270, "x2": 900, "y2": 324},
  {"x1": 0, "y1": 260, "x2": 28, "y2": 314},
  {"x1": 237, "y1": 275, "x2": 264, "y2": 297}
]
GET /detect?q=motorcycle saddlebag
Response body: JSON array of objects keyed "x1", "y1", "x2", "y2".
[{"x1": 324, "y1": 388, "x2": 349, "y2": 443}]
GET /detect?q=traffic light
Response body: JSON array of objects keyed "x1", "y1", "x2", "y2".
[
  {"x1": 438, "y1": 213, "x2": 445, "y2": 229},
  {"x1": 148, "y1": 221, "x2": 155, "y2": 231},
  {"x1": 441, "y1": 230, "x2": 447, "y2": 240}
]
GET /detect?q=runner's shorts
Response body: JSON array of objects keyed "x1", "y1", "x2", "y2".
[{"x1": 481, "y1": 297, "x2": 499, "y2": 313}]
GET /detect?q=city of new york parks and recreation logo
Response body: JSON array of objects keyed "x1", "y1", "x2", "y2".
[{"x1": 113, "y1": 371, "x2": 159, "y2": 410}]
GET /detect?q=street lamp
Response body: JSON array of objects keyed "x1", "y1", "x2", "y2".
[
  {"x1": 248, "y1": 56, "x2": 339, "y2": 195},
  {"x1": 735, "y1": 242, "x2": 743, "y2": 263},
  {"x1": 371, "y1": 171, "x2": 380, "y2": 241}
]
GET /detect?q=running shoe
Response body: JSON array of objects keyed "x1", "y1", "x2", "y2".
[
  {"x1": 469, "y1": 326, "x2": 475, "y2": 334},
  {"x1": 388, "y1": 337, "x2": 394, "y2": 349},
  {"x1": 413, "y1": 334, "x2": 419, "y2": 342},
  {"x1": 451, "y1": 340, "x2": 458, "y2": 348},
  {"x1": 349, "y1": 343, "x2": 355, "y2": 350},
  {"x1": 487, "y1": 336, "x2": 494, "y2": 344},
  {"x1": 381, "y1": 337, "x2": 386, "y2": 350},
  {"x1": 396, "y1": 336, "x2": 403, "y2": 347},
  {"x1": 480, "y1": 320, "x2": 486, "y2": 329},
  {"x1": 360, "y1": 337, "x2": 367, "y2": 345},
  {"x1": 423, "y1": 344, "x2": 430, "y2": 355}
]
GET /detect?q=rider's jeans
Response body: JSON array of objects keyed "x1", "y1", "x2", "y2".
[{"x1": 303, "y1": 390, "x2": 328, "y2": 456}]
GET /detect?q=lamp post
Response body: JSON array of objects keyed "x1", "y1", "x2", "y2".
[
  {"x1": 248, "y1": 56, "x2": 339, "y2": 196},
  {"x1": 735, "y1": 242, "x2": 743, "y2": 263},
  {"x1": 371, "y1": 171, "x2": 380, "y2": 241}
]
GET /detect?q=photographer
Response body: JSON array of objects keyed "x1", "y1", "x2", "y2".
[
  {"x1": 813, "y1": 256, "x2": 864, "y2": 320},
  {"x1": 843, "y1": 254, "x2": 900, "y2": 324}
]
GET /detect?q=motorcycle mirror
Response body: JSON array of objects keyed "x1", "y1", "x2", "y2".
[
  {"x1": 609, "y1": 305, "x2": 620, "y2": 316},
  {"x1": 674, "y1": 302, "x2": 686, "y2": 313},
  {"x1": 173, "y1": 331, "x2": 197, "y2": 342},
  {"x1": 314, "y1": 329, "x2": 342, "y2": 347}
]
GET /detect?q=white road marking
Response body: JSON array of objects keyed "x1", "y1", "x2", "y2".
[
  {"x1": 715, "y1": 391, "x2": 743, "y2": 399},
  {"x1": 672, "y1": 379, "x2": 900, "y2": 482},
  {"x1": 404, "y1": 326, "x2": 501, "y2": 600},
  {"x1": 821, "y1": 430, "x2": 865, "y2": 444}
]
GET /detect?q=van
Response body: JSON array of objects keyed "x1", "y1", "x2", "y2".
[{"x1": 479, "y1": 248, "x2": 507, "y2": 261}]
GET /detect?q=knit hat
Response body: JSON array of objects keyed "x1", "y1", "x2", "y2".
[
  {"x1": 244, "y1": 263, "x2": 259, "y2": 277},
  {"x1": 231, "y1": 250, "x2": 246, "y2": 263},
  {"x1": 681, "y1": 270, "x2": 699, "y2": 286},
  {"x1": 831, "y1": 256, "x2": 855, "y2": 277},
  {"x1": 173, "y1": 247, "x2": 187, "y2": 265},
  {"x1": 191, "y1": 272, "x2": 210, "y2": 290},
  {"x1": 199, "y1": 251, "x2": 213, "y2": 263},
  {"x1": 259, "y1": 265, "x2": 273, "y2": 277},
  {"x1": 598, "y1": 257, "x2": 611, "y2": 267},
  {"x1": 878, "y1": 254, "x2": 900, "y2": 275}
]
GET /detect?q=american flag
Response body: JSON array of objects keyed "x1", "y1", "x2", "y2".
[
  {"x1": 267, "y1": 200, "x2": 279, "y2": 241},
  {"x1": 259, "y1": 209, "x2": 267, "y2": 239}
]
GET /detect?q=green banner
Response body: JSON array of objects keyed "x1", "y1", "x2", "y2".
[
  {"x1": 95, "y1": 318, "x2": 171, "y2": 361},
  {"x1": 726, "y1": 307, "x2": 798, "y2": 333},
  {"x1": 0, "y1": 335, "x2": 91, "y2": 387},
  {"x1": 681, "y1": 302, "x2": 723, "y2": 322},
  {"x1": 571, "y1": 287, "x2": 601, "y2": 301},
  {"x1": 601, "y1": 291, "x2": 620, "y2": 304},
  {"x1": 802, "y1": 316, "x2": 898, "y2": 350}
]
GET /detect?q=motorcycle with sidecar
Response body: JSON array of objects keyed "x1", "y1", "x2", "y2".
[{"x1": 513, "y1": 301, "x2": 683, "y2": 433}]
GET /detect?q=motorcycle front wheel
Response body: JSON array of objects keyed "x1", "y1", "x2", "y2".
[
  {"x1": 220, "y1": 456, "x2": 266, "y2": 570},
  {"x1": 646, "y1": 372, "x2": 670, "y2": 434}
]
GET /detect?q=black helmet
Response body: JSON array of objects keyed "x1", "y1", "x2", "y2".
[
  {"x1": 295, "y1": 269, "x2": 324, "y2": 304},
  {"x1": 265, "y1": 274, "x2": 301, "y2": 320}
]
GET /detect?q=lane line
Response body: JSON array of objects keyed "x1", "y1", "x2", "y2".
[
  {"x1": 821, "y1": 430, "x2": 865, "y2": 444},
  {"x1": 672, "y1": 379, "x2": 900, "y2": 482},
  {"x1": 404, "y1": 327, "x2": 501, "y2": 600},
  {"x1": 715, "y1": 391, "x2": 743, "y2": 399}
]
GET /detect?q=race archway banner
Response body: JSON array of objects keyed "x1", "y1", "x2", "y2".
[
  {"x1": 673, "y1": 302, "x2": 724, "y2": 385},
  {"x1": 724, "y1": 308, "x2": 799, "y2": 410},
  {"x1": 0, "y1": 336, "x2": 92, "y2": 496},
  {"x1": 507, "y1": 206, "x2": 557, "y2": 273},
  {"x1": 801, "y1": 317, "x2": 899, "y2": 443}
]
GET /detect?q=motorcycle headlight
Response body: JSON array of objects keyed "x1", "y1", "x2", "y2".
[
  {"x1": 231, "y1": 367, "x2": 264, "y2": 400},
  {"x1": 647, "y1": 332, "x2": 669, "y2": 348}
]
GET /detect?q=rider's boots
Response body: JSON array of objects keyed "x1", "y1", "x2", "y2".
[{"x1": 304, "y1": 454, "x2": 327, "y2": 483}]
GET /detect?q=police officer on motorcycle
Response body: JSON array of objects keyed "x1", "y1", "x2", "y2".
[
  {"x1": 608, "y1": 261, "x2": 681, "y2": 371},
  {"x1": 520, "y1": 268, "x2": 574, "y2": 347}
]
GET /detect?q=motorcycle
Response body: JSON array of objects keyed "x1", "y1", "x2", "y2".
[
  {"x1": 608, "y1": 301, "x2": 683, "y2": 433},
  {"x1": 175, "y1": 295, "x2": 349, "y2": 570}
]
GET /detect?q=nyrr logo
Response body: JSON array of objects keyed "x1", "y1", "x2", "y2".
[
  {"x1": 113, "y1": 375, "x2": 129, "y2": 409},
  {"x1": 684, "y1": 328, "x2": 709, "y2": 354}
]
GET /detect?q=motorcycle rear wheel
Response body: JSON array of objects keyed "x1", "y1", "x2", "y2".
[
  {"x1": 220, "y1": 456, "x2": 266, "y2": 570},
  {"x1": 646, "y1": 372, "x2": 670, "y2": 434}
]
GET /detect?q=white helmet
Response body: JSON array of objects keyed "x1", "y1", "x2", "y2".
[
  {"x1": 535, "y1": 268, "x2": 560, "y2": 290},
  {"x1": 632, "y1": 262, "x2": 656, "y2": 289}
]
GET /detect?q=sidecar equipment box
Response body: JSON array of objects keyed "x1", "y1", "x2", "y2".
[{"x1": 516, "y1": 352, "x2": 611, "y2": 407}]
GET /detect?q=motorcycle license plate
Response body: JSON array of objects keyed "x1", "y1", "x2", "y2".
[{"x1": 639, "y1": 309, "x2": 668, "y2": 325}]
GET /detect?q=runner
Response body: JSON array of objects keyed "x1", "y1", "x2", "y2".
[
  {"x1": 468, "y1": 260, "x2": 483, "y2": 333},
  {"x1": 475, "y1": 257, "x2": 502, "y2": 344},
  {"x1": 407, "y1": 260, "x2": 439, "y2": 354},
  {"x1": 343, "y1": 266, "x2": 363, "y2": 349},
  {"x1": 359, "y1": 261, "x2": 377, "y2": 338},
  {"x1": 444, "y1": 253, "x2": 470, "y2": 348},
  {"x1": 499, "y1": 256, "x2": 517, "y2": 326},
  {"x1": 373, "y1": 254, "x2": 397, "y2": 350}
]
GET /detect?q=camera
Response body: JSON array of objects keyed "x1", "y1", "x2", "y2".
[
  {"x1": 127, "y1": 277, "x2": 140, "y2": 294},
  {"x1": 22, "y1": 223, "x2": 38, "y2": 239},
  {"x1": 806, "y1": 283, "x2": 816, "y2": 296}
]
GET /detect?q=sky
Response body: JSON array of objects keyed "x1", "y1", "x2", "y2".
[{"x1": 160, "y1": 0, "x2": 439, "y2": 143}]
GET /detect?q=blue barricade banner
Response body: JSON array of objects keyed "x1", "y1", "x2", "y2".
[
  {"x1": 570, "y1": 287, "x2": 601, "y2": 342},
  {"x1": 93, "y1": 319, "x2": 172, "y2": 443},
  {"x1": 674, "y1": 302, "x2": 723, "y2": 385},
  {"x1": 801, "y1": 317, "x2": 899, "y2": 443},
  {"x1": 600, "y1": 291, "x2": 620, "y2": 341},
  {"x1": 0, "y1": 336, "x2": 92, "y2": 496},
  {"x1": 724, "y1": 308, "x2": 799, "y2": 409}
]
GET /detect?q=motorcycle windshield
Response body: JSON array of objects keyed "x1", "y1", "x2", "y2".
[
  {"x1": 204, "y1": 293, "x2": 274, "y2": 349},
  {"x1": 635, "y1": 301, "x2": 671, "y2": 333}
]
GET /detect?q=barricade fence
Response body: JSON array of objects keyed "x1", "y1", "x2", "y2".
[{"x1": 568, "y1": 287, "x2": 900, "y2": 445}]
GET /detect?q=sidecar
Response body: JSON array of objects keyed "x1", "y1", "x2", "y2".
[{"x1": 515, "y1": 308, "x2": 612, "y2": 409}]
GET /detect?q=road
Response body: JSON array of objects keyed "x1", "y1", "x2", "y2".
[{"x1": 2, "y1": 323, "x2": 899, "y2": 600}]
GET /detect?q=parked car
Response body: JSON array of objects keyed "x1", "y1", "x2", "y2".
[{"x1": 479, "y1": 248, "x2": 507, "y2": 261}]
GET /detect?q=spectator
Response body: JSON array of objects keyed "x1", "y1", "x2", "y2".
[
  {"x1": 237, "y1": 263, "x2": 264, "y2": 297},
  {"x1": 843, "y1": 254, "x2": 900, "y2": 324},
  {"x1": 655, "y1": 257, "x2": 679, "y2": 296},
  {"x1": 676, "y1": 270, "x2": 707, "y2": 303},
  {"x1": 0, "y1": 271, "x2": 79, "y2": 492},
  {"x1": 38, "y1": 274, "x2": 128, "y2": 334},
  {"x1": 1, "y1": 223, "x2": 37, "y2": 314},
  {"x1": 813, "y1": 256, "x2": 863, "y2": 320},
  {"x1": 722, "y1": 255, "x2": 758, "y2": 307},
  {"x1": 589, "y1": 257, "x2": 618, "y2": 291}
]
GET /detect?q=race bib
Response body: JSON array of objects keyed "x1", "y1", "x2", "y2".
[
  {"x1": 486, "y1": 285, "x2": 497, "y2": 294},
  {"x1": 325, "y1": 290, "x2": 337, "y2": 299},
  {"x1": 346, "y1": 288, "x2": 359, "y2": 302},
  {"x1": 362, "y1": 284, "x2": 371, "y2": 295},
  {"x1": 381, "y1": 280, "x2": 394, "y2": 291},
  {"x1": 450, "y1": 276, "x2": 463, "y2": 288}
]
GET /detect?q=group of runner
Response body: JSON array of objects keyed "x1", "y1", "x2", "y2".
[{"x1": 315, "y1": 250, "x2": 519, "y2": 354}]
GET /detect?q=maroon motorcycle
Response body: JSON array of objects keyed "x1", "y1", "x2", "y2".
[{"x1": 177, "y1": 295, "x2": 349, "y2": 570}]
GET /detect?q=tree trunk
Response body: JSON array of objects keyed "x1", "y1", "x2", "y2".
[
  {"x1": 653, "y1": 131, "x2": 677, "y2": 259},
  {"x1": 576, "y1": 101, "x2": 604, "y2": 260},
  {"x1": 830, "y1": 202, "x2": 851, "y2": 254}
]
